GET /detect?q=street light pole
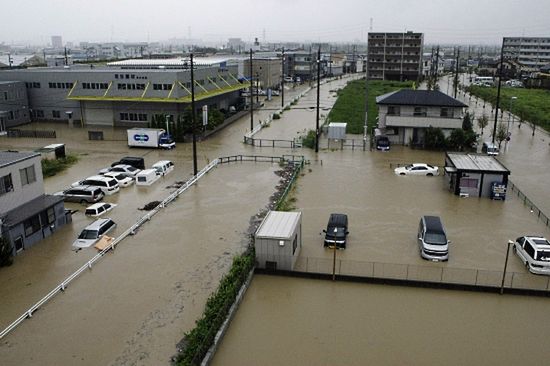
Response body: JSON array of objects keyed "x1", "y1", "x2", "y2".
[
  {"x1": 500, "y1": 240, "x2": 515, "y2": 295},
  {"x1": 491, "y1": 39, "x2": 505, "y2": 144},
  {"x1": 332, "y1": 228, "x2": 338, "y2": 281}
]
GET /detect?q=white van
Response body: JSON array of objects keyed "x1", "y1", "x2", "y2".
[
  {"x1": 72, "y1": 218, "x2": 116, "y2": 249},
  {"x1": 136, "y1": 169, "x2": 161, "y2": 186},
  {"x1": 85, "y1": 202, "x2": 117, "y2": 217},
  {"x1": 72, "y1": 175, "x2": 120, "y2": 195},
  {"x1": 152, "y1": 160, "x2": 174, "y2": 176},
  {"x1": 482, "y1": 142, "x2": 499, "y2": 156}
]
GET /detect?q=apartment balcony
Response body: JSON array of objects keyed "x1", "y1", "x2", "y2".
[{"x1": 386, "y1": 115, "x2": 462, "y2": 129}]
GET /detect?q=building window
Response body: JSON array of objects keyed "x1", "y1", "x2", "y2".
[
  {"x1": 20, "y1": 165, "x2": 36, "y2": 185},
  {"x1": 440, "y1": 108, "x2": 453, "y2": 117},
  {"x1": 52, "y1": 110, "x2": 61, "y2": 118},
  {"x1": 387, "y1": 106, "x2": 400, "y2": 116},
  {"x1": 24, "y1": 215, "x2": 41, "y2": 237},
  {"x1": 3, "y1": 91, "x2": 8, "y2": 100},
  {"x1": 413, "y1": 107, "x2": 427, "y2": 117},
  {"x1": 0, "y1": 174, "x2": 14, "y2": 195}
]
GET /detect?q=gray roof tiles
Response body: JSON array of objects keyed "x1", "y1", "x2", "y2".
[
  {"x1": 376, "y1": 89, "x2": 467, "y2": 108},
  {"x1": 0, "y1": 151, "x2": 40, "y2": 168}
]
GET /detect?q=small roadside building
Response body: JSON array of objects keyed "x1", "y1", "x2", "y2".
[
  {"x1": 255, "y1": 211, "x2": 302, "y2": 271},
  {"x1": 444, "y1": 152, "x2": 511, "y2": 198}
]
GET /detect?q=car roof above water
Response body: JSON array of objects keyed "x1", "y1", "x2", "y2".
[{"x1": 423, "y1": 215, "x2": 445, "y2": 234}]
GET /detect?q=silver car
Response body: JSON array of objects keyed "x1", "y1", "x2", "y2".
[{"x1": 54, "y1": 186, "x2": 104, "y2": 204}]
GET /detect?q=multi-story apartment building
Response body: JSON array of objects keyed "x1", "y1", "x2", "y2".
[
  {"x1": 0, "y1": 151, "x2": 69, "y2": 255},
  {"x1": 0, "y1": 58, "x2": 246, "y2": 127},
  {"x1": 367, "y1": 31, "x2": 424, "y2": 81},
  {"x1": 0, "y1": 81, "x2": 30, "y2": 132},
  {"x1": 284, "y1": 51, "x2": 319, "y2": 81},
  {"x1": 503, "y1": 37, "x2": 550, "y2": 69}
]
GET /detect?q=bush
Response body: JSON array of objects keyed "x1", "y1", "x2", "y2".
[
  {"x1": 424, "y1": 127, "x2": 447, "y2": 149},
  {"x1": 176, "y1": 249, "x2": 255, "y2": 365},
  {"x1": 301, "y1": 130, "x2": 317, "y2": 149},
  {"x1": 41, "y1": 154, "x2": 79, "y2": 178},
  {"x1": 272, "y1": 113, "x2": 281, "y2": 120}
]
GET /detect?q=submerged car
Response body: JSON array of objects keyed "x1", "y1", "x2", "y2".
[
  {"x1": 72, "y1": 218, "x2": 116, "y2": 249},
  {"x1": 102, "y1": 172, "x2": 134, "y2": 187},
  {"x1": 514, "y1": 236, "x2": 550, "y2": 275},
  {"x1": 394, "y1": 163, "x2": 439, "y2": 176}
]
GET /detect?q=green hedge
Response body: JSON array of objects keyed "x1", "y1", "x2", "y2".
[{"x1": 176, "y1": 248, "x2": 255, "y2": 365}]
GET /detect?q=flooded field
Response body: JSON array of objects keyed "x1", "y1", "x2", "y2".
[{"x1": 213, "y1": 275, "x2": 550, "y2": 366}]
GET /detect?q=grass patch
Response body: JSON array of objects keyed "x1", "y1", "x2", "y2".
[
  {"x1": 466, "y1": 86, "x2": 550, "y2": 132},
  {"x1": 327, "y1": 79, "x2": 413, "y2": 134},
  {"x1": 41, "y1": 154, "x2": 79, "y2": 178}
]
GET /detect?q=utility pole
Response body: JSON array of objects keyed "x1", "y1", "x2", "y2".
[
  {"x1": 64, "y1": 47, "x2": 68, "y2": 66},
  {"x1": 315, "y1": 46, "x2": 321, "y2": 153},
  {"x1": 249, "y1": 49, "x2": 254, "y2": 131},
  {"x1": 365, "y1": 54, "x2": 370, "y2": 151},
  {"x1": 281, "y1": 47, "x2": 285, "y2": 107},
  {"x1": 7, "y1": 53, "x2": 12, "y2": 68},
  {"x1": 434, "y1": 45, "x2": 440, "y2": 78},
  {"x1": 492, "y1": 39, "x2": 505, "y2": 144},
  {"x1": 329, "y1": 45, "x2": 333, "y2": 76},
  {"x1": 453, "y1": 47, "x2": 460, "y2": 98},
  {"x1": 190, "y1": 53, "x2": 198, "y2": 176}
]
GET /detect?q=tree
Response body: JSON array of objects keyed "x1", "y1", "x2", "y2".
[
  {"x1": 462, "y1": 112, "x2": 473, "y2": 131},
  {"x1": 424, "y1": 126, "x2": 446, "y2": 149},
  {"x1": 477, "y1": 114, "x2": 489, "y2": 135},
  {"x1": 0, "y1": 237, "x2": 13, "y2": 267},
  {"x1": 495, "y1": 123, "x2": 508, "y2": 149}
]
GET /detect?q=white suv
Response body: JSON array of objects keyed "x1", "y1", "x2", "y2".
[
  {"x1": 72, "y1": 175, "x2": 120, "y2": 195},
  {"x1": 514, "y1": 236, "x2": 550, "y2": 275}
]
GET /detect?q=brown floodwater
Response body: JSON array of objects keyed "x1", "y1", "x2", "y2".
[
  {"x1": 1, "y1": 74, "x2": 549, "y2": 365},
  {"x1": 212, "y1": 275, "x2": 550, "y2": 366}
]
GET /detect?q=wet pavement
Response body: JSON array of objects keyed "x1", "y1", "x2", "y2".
[
  {"x1": 212, "y1": 275, "x2": 550, "y2": 366},
  {"x1": 1, "y1": 74, "x2": 550, "y2": 365}
]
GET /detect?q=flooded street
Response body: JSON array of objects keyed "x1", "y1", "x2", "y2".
[
  {"x1": 213, "y1": 275, "x2": 550, "y2": 366},
  {"x1": 1, "y1": 74, "x2": 550, "y2": 365}
]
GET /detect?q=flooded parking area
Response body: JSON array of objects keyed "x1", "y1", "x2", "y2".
[{"x1": 213, "y1": 275, "x2": 550, "y2": 366}]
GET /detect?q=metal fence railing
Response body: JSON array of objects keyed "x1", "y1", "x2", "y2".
[
  {"x1": 8, "y1": 129, "x2": 57, "y2": 138},
  {"x1": 290, "y1": 256, "x2": 550, "y2": 292},
  {"x1": 243, "y1": 137, "x2": 300, "y2": 149},
  {"x1": 218, "y1": 154, "x2": 305, "y2": 165},
  {"x1": 508, "y1": 180, "x2": 550, "y2": 229}
]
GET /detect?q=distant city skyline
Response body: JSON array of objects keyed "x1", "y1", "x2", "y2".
[{"x1": 1, "y1": 0, "x2": 550, "y2": 46}]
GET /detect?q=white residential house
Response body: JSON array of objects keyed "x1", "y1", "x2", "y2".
[
  {"x1": 376, "y1": 89, "x2": 467, "y2": 146},
  {"x1": 0, "y1": 151, "x2": 70, "y2": 256}
]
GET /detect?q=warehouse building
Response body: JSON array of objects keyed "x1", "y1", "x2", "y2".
[{"x1": 0, "y1": 57, "x2": 248, "y2": 127}]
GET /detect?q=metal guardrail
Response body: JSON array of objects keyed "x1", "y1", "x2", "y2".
[
  {"x1": 218, "y1": 154, "x2": 305, "y2": 165},
  {"x1": 0, "y1": 158, "x2": 220, "y2": 340}
]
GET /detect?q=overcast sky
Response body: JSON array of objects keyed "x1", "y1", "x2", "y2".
[{"x1": 2, "y1": 0, "x2": 550, "y2": 46}]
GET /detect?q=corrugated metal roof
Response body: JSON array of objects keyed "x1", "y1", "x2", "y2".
[
  {"x1": 377, "y1": 89, "x2": 467, "y2": 107},
  {"x1": 2, "y1": 194, "x2": 64, "y2": 226},
  {"x1": 255, "y1": 211, "x2": 301, "y2": 239},
  {"x1": 447, "y1": 153, "x2": 510, "y2": 173}
]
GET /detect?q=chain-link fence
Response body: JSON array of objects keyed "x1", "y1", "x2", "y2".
[{"x1": 287, "y1": 256, "x2": 550, "y2": 292}]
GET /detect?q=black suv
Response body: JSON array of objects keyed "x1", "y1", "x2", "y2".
[
  {"x1": 323, "y1": 213, "x2": 349, "y2": 249},
  {"x1": 111, "y1": 156, "x2": 145, "y2": 170}
]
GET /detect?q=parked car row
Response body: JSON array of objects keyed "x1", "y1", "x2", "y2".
[{"x1": 56, "y1": 156, "x2": 175, "y2": 251}]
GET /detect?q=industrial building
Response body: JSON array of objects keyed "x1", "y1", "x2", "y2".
[
  {"x1": 0, "y1": 57, "x2": 248, "y2": 127},
  {"x1": 367, "y1": 31, "x2": 424, "y2": 81},
  {"x1": 243, "y1": 57, "x2": 282, "y2": 89},
  {"x1": 0, "y1": 81, "x2": 30, "y2": 132}
]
